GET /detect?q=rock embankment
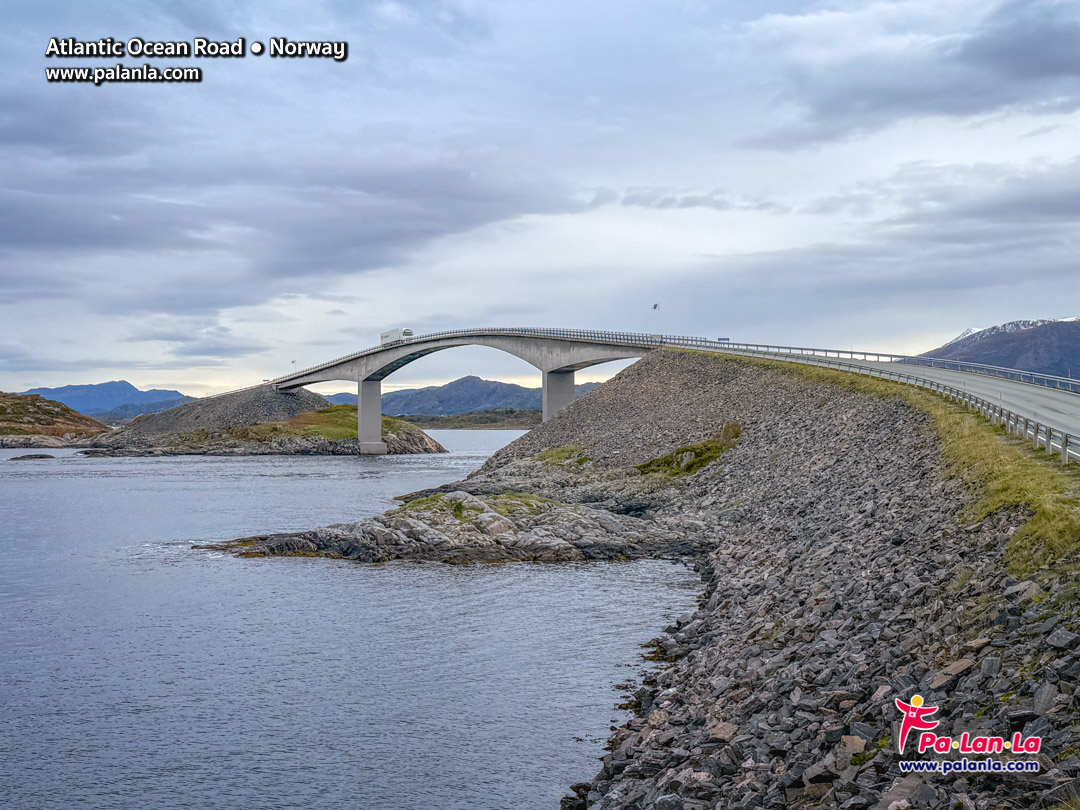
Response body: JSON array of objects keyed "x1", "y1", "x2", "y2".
[{"x1": 218, "y1": 349, "x2": 1080, "y2": 809}]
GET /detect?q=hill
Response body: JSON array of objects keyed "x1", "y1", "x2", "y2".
[
  {"x1": 90, "y1": 396, "x2": 197, "y2": 424},
  {"x1": 93, "y1": 385, "x2": 332, "y2": 448},
  {"x1": 0, "y1": 392, "x2": 107, "y2": 444},
  {"x1": 327, "y1": 375, "x2": 600, "y2": 414},
  {"x1": 922, "y1": 318, "x2": 1080, "y2": 376},
  {"x1": 21, "y1": 380, "x2": 192, "y2": 416},
  {"x1": 89, "y1": 387, "x2": 443, "y2": 455}
]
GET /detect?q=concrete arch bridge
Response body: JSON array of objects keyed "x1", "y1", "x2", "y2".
[
  {"x1": 268, "y1": 327, "x2": 1080, "y2": 460},
  {"x1": 271, "y1": 328, "x2": 651, "y2": 454}
]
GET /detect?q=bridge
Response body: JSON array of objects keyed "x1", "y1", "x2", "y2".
[{"x1": 268, "y1": 327, "x2": 1080, "y2": 460}]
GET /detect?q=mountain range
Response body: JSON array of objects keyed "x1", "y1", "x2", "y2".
[
  {"x1": 922, "y1": 318, "x2": 1080, "y2": 377},
  {"x1": 19, "y1": 380, "x2": 195, "y2": 420},
  {"x1": 326, "y1": 375, "x2": 600, "y2": 415}
]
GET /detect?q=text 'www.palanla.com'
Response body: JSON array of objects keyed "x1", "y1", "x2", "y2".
[{"x1": 45, "y1": 64, "x2": 202, "y2": 85}]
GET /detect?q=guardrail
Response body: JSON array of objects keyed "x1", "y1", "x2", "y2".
[
  {"x1": 688, "y1": 344, "x2": 1079, "y2": 467},
  {"x1": 251, "y1": 326, "x2": 1078, "y2": 466},
  {"x1": 695, "y1": 340, "x2": 1080, "y2": 394}
]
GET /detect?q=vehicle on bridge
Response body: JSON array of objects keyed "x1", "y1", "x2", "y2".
[{"x1": 380, "y1": 328, "x2": 414, "y2": 345}]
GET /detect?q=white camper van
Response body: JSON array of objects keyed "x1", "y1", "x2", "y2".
[{"x1": 380, "y1": 328, "x2": 415, "y2": 345}]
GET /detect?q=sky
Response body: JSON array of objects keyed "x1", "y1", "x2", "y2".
[{"x1": 3, "y1": 0, "x2": 1080, "y2": 396}]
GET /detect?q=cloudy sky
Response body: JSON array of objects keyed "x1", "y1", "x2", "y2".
[{"x1": 4, "y1": 0, "x2": 1080, "y2": 395}]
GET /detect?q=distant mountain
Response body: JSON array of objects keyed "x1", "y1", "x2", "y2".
[
  {"x1": 922, "y1": 318, "x2": 1080, "y2": 377},
  {"x1": 326, "y1": 375, "x2": 601, "y2": 415},
  {"x1": 325, "y1": 393, "x2": 356, "y2": 406},
  {"x1": 20, "y1": 380, "x2": 192, "y2": 416}
]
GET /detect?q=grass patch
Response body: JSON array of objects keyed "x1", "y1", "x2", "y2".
[
  {"x1": 486, "y1": 492, "x2": 559, "y2": 515},
  {"x1": 403, "y1": 491, "x2": 560, "y2": 519},
  {"x1": 401, "y1": 492, "x2": 481, "y2": 521},
  {"x1": 449, "y1": 499, "x2": 480, "y2": 520},
  {"x1": 636, "y1": 421, "x2": 742, "y2": 477},
  {"x1": 232, "y1": 406, "x2": 425, "y2": 443},
  {"x1": 671, "y1": 349, "x2": 1080, "y2": 576},
  {"x1": 402, "y1": 492, "x2": 447, "y2": 511},
  {"x1": 888, "y1": 393, "x2": 1079, "y2": 576},
  {"x1": 535, "y1": 445, "x2": 591, "y2": 464}
]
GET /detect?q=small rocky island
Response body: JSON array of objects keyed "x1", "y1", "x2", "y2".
[
  {"x1": 1, "y1": 385, "x2": 445, "y2": 455},
  {"x1": 87, "y1": 385, "x2": 445, "y2": 455},
  {"x1": 215, "y1": 349, "x2": 1080, "y2": 809}
]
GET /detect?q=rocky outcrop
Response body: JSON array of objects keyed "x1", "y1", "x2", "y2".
[
  {"x1": 203, "y1": 490, "x2": 692, "y2": 563},
  {"x1": 217, "y1": 349, "x2": 1080, "y2": 809},
  {"x1": 0, "y1": 392, "x2": 107, "y2": 444},
  {"x1": 92, "y1": 385, "x2": 329, "y2": 448}
]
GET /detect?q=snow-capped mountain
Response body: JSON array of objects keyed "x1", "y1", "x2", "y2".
[
  {"x1": 940, "y1": 319, "x2": 1069, "y2": 351},
  {"x1": 923, "y1": 318, "x2": 1080, "y2": 377}
]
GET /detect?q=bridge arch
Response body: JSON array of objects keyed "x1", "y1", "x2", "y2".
[{"x1": 275, "y1": 331, "x2": 650, "y2": 454}]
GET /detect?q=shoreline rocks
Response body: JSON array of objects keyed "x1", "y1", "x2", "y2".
[
  {"x1": 202, "y1": 490, "x2": 697, "y2": 563},
  {"x1": 82, "y1": 426, "x2": 445, "y2": 457},
  {"x1": 0, "y1": 434, "x2": 83, "y2": 448}
]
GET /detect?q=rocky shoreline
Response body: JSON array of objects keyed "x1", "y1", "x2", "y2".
[
  {"x1": 212, "y1": 350, "x2": 1080, "y2": 809},
  {"x1": 82, "y1": 424, "x2": 445, "y2": 456},
  {"x1": 0, "y1": 434, "x2": 88, "y2": 449}
]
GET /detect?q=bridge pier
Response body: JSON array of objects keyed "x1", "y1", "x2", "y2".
[
  {"x1": 357, "y1": 379, "x2": 387, "y2": 455},
  {"x1": 542, "y1": 370, "x2": 575, "y2": 421}
]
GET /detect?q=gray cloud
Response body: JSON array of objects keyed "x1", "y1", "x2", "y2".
[
  {"x1": 619, "y1": 188, "x2": 788, "y2": 213},
  {"x1": 3, "y1": 0, "x2": 1080, "y2": 388},
  {"x1": 123, "y1": 319, "x2": 268, "y2": 358},
  {"x1": 749, "y1": 0, "x2": 1080, "y2": 146}
]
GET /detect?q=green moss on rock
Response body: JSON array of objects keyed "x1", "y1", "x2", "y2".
[
  {"x1": 535, "y1": 445, "x2": 591, "y2": 464},
  {"x1": 636, "y1": 422, "x2": 742, "y2": 477}
]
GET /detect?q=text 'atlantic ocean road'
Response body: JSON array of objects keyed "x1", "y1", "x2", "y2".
[{"x1": 44, "y1": 37, "x2": 348, "y2": 86}]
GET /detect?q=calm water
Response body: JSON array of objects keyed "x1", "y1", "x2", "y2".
[{"x1": 0, "y1": 431, "x2": 698, "y2": 810}]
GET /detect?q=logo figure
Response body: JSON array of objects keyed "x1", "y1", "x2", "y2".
[{"x1": 895, "y1": 694, "x2": 939, "y2": 754}]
